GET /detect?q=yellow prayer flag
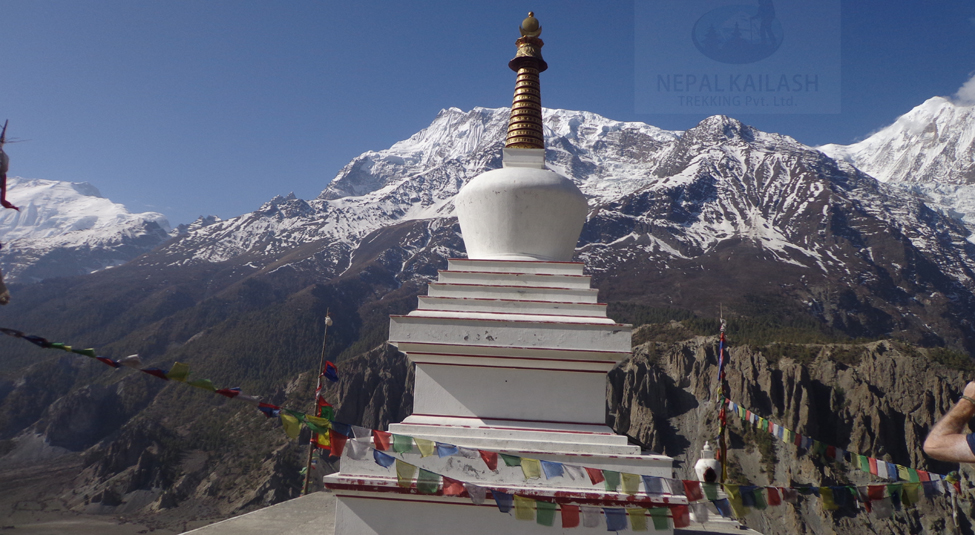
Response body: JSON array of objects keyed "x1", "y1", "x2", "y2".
[
  {"x1": 188, "y1": 379, "x2": 216, "y2": 391},
  {"x1": 896, "y1": 465, "x2": 910, "y2": 481},
  {"x1": 414, "y1": 438, "x2": 436, "y2": 457},
  {"x1": 627, "y1": 508, "x2": 648, "y2": 531},
  {"x1": 166, "y1": 362, "x2": 190, "y2": 382},
  {"x1": 723, "y1": 484, "x2": 747, "y2": 519},
  {"x1": 513, "y1": 495, "x2": 535, "y2": 521},
  {"x1": 280, "y1": 413, "x2": 301, "y2": 439},
  {"x1": 820, "y1": 487, "x2": 838, "y2": 510},
  {"x1": 306, "y1": 415, "x2": 331, "y2": 430},
  {"x1": 621, "y1": 473, "x2": 642, "y2": 495},
  {"x1": 521, "y1": 458, "x2": 542, "y2": 480},
  {"x1": 317, "y1": 432, "x2": 330, "y2": 448},
  {"x1": 395, "y1": 460, "x2": 416, "y2": 488}
]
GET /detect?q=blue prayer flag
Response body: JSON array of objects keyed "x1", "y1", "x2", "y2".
[
  {"x1": 713, "y1": 498, "x2": 733, "y2": 518},
  {"x1": 642, "y1": 475, "x2": 668, "y2": 494},
  {"x1": 436, "y1": 443, "x2": 459, "y2": 457},
  {"x1": 541, "y1": 460, "x2": 564, "y2": 479},
  {"x1": 323, "y1": 361, "x2": 339, "y2": 382},
  {"x1": 493, "y1": 491, "x2": 513, "y2": 513},
  {"x1": 604, "y1": 508, "x2": 627, "y2": 531},
  {"x1": 331, "y1": 422, "x2": 353, "y2": 437},
  {"x1": 373, "y1": 449, "x2": 395, "y2": 468}
]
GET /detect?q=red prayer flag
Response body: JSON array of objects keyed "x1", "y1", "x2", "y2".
[
  {"x1": 215, "y1": 387, "x2": 241, "y2": 398},
  {"x1": 479, "y1": 450, "x2": 498, "y2": 471},
  {"x1": 585, "y1": 467, "x2": 605, "y2": 485},
  {"x1": 794, "y1": 432, "x2": 802, "y2": 447},
  {"x1": 329, "y1": 430, "x2": 347, "y2": 457},
  {"x1": 683, "y1": 480, "x2": 704, "y2": 501},
  {"x1": 442, "y1": 477, "x2": 465, "y2": 496},
  {"x1": 918, "y1": 471, "x2": 931, "y2": 482},
  {"x1": 373, "y1": 430, "x2": 391, "y2": 451},
  {"x1": 826, "y1": 445, "x2": 836, "y2": 460},
  {"x1": 867, "y1": 485, "x2": 885, "y2": 501},
  {"x1": 868, "y1": 457, "x2": 879, "y2": 475},
  {"x1": 767, "y1": 487, "x2": 781, "y2": 506},
  {"x1": 670, "y1": 504, "x2": 690, "y2": 528},
  {"x1": 561, "y1": 504, "x2": 580, "y2": 528}
]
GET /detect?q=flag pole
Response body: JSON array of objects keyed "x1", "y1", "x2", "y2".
[
  {"x1": 302, "y1": 308, "x2": 331, "y2": 496},
  {"x1": 717, "y1": 307, "x2": 728, "y2": 484}
]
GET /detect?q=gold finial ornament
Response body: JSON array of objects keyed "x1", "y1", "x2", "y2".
[
  {"x1": 506, "y1": 11, "x2": 547, "y2": 150},
  {"x1": 519, "y1": 12, "x2": 541, "y2": 37}
]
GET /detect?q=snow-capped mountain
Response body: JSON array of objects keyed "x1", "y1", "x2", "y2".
[
  {"x1": 0, "y1": 177, "x2": 171, "y2": 282},
  {"x1": 820, "y1": 97, "x2": 975, "y2": 231}
]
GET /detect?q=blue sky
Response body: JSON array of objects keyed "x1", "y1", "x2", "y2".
[{"x1": 3, "y1": 1, "x2": 975, "y2": 226}]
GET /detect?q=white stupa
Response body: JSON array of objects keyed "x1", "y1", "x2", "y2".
[{"x1": 324, "y1": 12, "x2": 684, "y2": 534}]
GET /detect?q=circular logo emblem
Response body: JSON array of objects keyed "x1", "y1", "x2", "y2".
[{"x1": 692, "y1": 2, "x2": 784, "y2": 64}]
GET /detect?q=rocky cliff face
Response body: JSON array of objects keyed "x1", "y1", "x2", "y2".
[{"x1": 610, "y1": 330, "x2": 973, "y2": 534}]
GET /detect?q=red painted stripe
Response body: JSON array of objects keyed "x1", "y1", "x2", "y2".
[
  {"x1": 414, "y1": 308, "x2": 608, "y2": 320},
  {"x1": 428, "y1": 282, "x2": 586, "y2": 291},
  {"x1": 407, "y1": 352, "x2": 616, "y2": 365},
  {"x1": 399, "y1": 420, "x2": 614, "y2": 436},
  {"x1": 441, "y1": 270, "x2": 589, "y2": 278},
  {"x1": 412, "y1": 361, "x2": 609, "y2": 374},
  {"x1": 390, "y1": 314, "x2": 628, "y2": 328},
  {"x1": 448, "y1": 258, "x2": 583, "y2": 265},
  {"x1": 420, "y1": 295, "x2": 608, "y2": 306},
  {"x1": 396, "y1": 340, "x2": 627, "y2": 356},
  {"x1": 329, "y1": 483, "x2": 678, "y2": 507}
]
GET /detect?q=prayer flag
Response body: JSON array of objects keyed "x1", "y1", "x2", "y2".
[
  {"x1": 96, "y1": 356, "x2": 121, "y2": 368},
  {"x1": 521, "y1": 458, "x2": 542, "y2": 480},
  {"x1": 561, "y1": 504, "x2": 580, "y2": 528},
  {"x1": 280, "y1": 412, "x2": 301, "y2": 439},
  {"x1": 702, "y1": 483, "x2": 720, "y2": 500},
  {"x1": 564, "y1": 464, "x2": 586, "y2": 481},
  {"x1": 514, "y1": 495, "x2": 535, "y2": 521},
  {"x1": 667, "y1": 478, "x2": 685, "y2": 496},
  {"x1": 23, "y1": 335, "x2": 52, "y2": 348},
  {"x1": 712, "y1": 498, "x2": 733, "y2": 518},
  {"x1": 414, "y1": 438, "x2": 436, "y2": 457},
  {"x1": 826, "y1": 445, "x2": 836, "y2": 461},
  {"x1": 166, "y1": 362, "x2": 190, "y2": 382},
  {"x1": 649, "y1": 507, "x2": 670, "y2": 530},
  {"x1": 436, "y1": 443, "x2": 459, "y2": 458},
  {"x1": 604, "y1": 508, "x2": 627, "y2": 531},
  {"x1": 442, "y1": 477, "x2": 464, "y2": 496},
  {"x1": 142, "y1": 368, "x2": 169, "y2": 380},
  {"x1": 373, "y1": 450, "x2": 395, "y2": 468},
  {"x1": 585, "y1": 467, "x2": 605, "y2": 485},
  {"x1": 188, "y1": 378, "x2": 216, "y2": 392},
  {"x1": 417, "y1": 469, "x2": 439, "y2": 494},
  {"x1": 215, "y1": 387, "x2": 241, "y2": 399},
  {"x1": 536, "y1": 501, "x2": 557, "y2": 527},
  {"x1": 831, "y1": 486, "x2": 850, "y2": 509},
  {"x1": 868, "y1": 457, "x2": 879, "y2": 475},
  {"x1": 500, "y1": 453, "x2": 522, "y2": 467},
  {"x1": 740, "y1": 487, "x2": 756, "y2": 507},
  {"x1": 316, "y1": 431, "x2": 330, "y2": 449},
  {"x1": 479, "y1": 450, "x2": 498, "y2": 471},
  {"x1": 541, "y1": 460, "x2": 564, "y2": 479},
  {"x1": 235, "y1": 393, "x2": 260, "y2": 404},
  {"x1": 767, "y1": 487, "x2": 781, "y2": 506},
  {"x1": 627, "y1": 508, "x2": 648, "y2": 531},
  {"x1": 918, "y1": 470, "x2": 931, "y2": 482},
  {"x1": 907, "y1": 468, "x2": 920, "y2": 483},
  {"x1": 118, "y1": 355, "x2": 143, "y2": 368},
  {"x1": 820, "y1": 487, "x2": 838, "y2": 510},
  {"x1": 331, "y1": 422, "x2": 352, "y2": 437},
  {"x1": 643, "y1": 475, "x2": 667, "y2": 494},
  {"x1": 922, "y1": 481, "x2": 938, "y2": 499},
  {"x1": 670, "y1": 504, "x2": 690, "y2": 528},
  {"x1": 603, "y1": 470, "x2": 621, "y2": 492},
  {"x1": 622, "y1": 472, "x2": 641, "y2": 495},
  {"x1": 323, "y1": 361, "x2": 339, "y2": 382},
  {"x1": 876, "y1": 460, "x2": 888, "y2": 479},
  {"x1": 392, "y1": 434, "x2": 413, "y2": 453},
  {"x1": 581, "y1": 506, "x2": 601, "y2": 528},
  {"x1": 347, "y1": 438, "x2": 370, "y2": 460},
  {"x1": 329, "y1": 430, "x2": 347, "y2": 457},
  {"x1": 493, "y1": 491, "x2": 513, "y2": 513},
  {"x1": 373, "y1": 431, "x2": 391, "y2": 451},
  {"x1": 887, "y1": 462, "x2": 898, "y2": 480},
  {"x1": 752, "y1": 487, "x2": 767, "y2": 510},
  {"x1": 781, "y1": 487, "x2": 798, "y2": 503},
  {"x1": 689, "y1": 502, "x2": 709, "y2": 523},
  {"x1": 889, "y1": 484, "x2": 903, "y2": 510},
  {"x1": 395, "y1": 460, "x2": 416, "y2": 488},
  {"x1": 352, "y1": 426, "x2": 372, "y2": 440},
  {"x1": 902, "y1": 483, "x2": 921, "y2": 507},
  {"x1": 304, "y1": 415, "x2": 331, "y2": 434},
  {"x1": 683, "y1": 480, "x2": 704, "y2": 501},
  {"x1": 465, "y1": 483, "x2": 486, "y2": 505},
  {"x1": 896, "y1": 465, "x2": 910, "y2": 481},
  {"x1": 257, "y1": 403, "x2": 280, "y2": 418},
  {"x1": 724, "y1": 485, "x2": 746, "y2": 518},
  {"x1": 872, "y1": 497, "x2": 893, "y2": 519}
]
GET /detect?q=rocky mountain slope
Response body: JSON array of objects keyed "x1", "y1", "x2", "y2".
[{"x1": 0, "y1": 177, "x2": 171, "y2": 282}]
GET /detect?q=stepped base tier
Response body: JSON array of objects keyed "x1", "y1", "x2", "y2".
[{"x1": 324, "y1": 259, "x2": 681, "y2": 534}]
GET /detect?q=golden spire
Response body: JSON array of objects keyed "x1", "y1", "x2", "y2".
[{"x1": 505, "y1": 12, "x2": 547, "y2": 150}]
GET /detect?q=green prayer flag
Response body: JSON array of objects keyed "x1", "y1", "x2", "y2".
[
  {"x1": 536, "y1": 501, "x2": 557, "y2": 527},
  {"x1": 514, "y1": 495, "x2": 535, "y2": 521},
  {"x1": 417, "y1": 469, "x2": 439, "y2": 494},
  {"x1": 907, "y1": 468, "x2": 920, "y2": 483},
  {"x1": 603, "y1": 470, "x2": 621, "y2": 492},
  {"x1": 166, "y1": 362, "x2": 190, "y2": 382},
  {"x1": 280, "y1": 412, "x2": 301, "y2": 439},
  {"x1": 395, "y1": 459, "x2": 416, "y2": 488},
  {"x1": 392, "y1": 434, "x2": 413, "y2": 453},
  {"x1": 318, "y1": 405, "x2": 335, "y2": 421},
  {"x1": 305, "y1": 415, "x2": 331, "y2": 434},
  {"x1": 649, "y1": 508, "x2": 670, "y2": 530},
  {"x1": 621, "y1": 472, "x2": 641, "y2": 495},
  {"x1": 500, "y1": 453, "x2": 522, "y2": 467},
  {"x1": 703, "y1": 483, "x2": 720, "y2": 500},
  {"x1": 50, "y1": 342, "x2": 71, "y2": 352},
  {"x1": 628, "y1": 508, "x2": 648, "y2": 531},
  {"x1": 859, "y1": 454, "x2": 870, "y2": 473},
  {"x1": 753, "y1": 487, "x2": 767, "y2": 510},
  {"x1": 71, "y1": 348, "x2": 97, "y2": 358},
  {"x1": 188, "y1": 378, "x2": 216, "y2": 392}
]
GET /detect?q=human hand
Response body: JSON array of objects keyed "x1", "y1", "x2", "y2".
[{"x1": 963, "y1": 381, "x2": 975, "y2": 400}]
